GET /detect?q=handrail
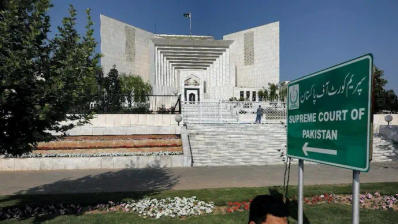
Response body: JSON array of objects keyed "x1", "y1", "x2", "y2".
[{"x1": 173, "y1": 95, "x2": 181, "y2": 113}]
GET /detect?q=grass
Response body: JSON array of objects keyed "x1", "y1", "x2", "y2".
[{"x1": 0, "y1": 182, "x2": 397, "y2": 223}]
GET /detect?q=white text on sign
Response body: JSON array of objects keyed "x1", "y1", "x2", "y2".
[{"x1": 288, "y1": 108, "x2": 366, "y2": 124}]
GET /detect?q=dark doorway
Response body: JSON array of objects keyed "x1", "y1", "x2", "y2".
[{"x1": 184, "y1": 88, "x2": 200, "y2": 102}]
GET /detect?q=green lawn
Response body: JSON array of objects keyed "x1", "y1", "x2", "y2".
[{"x1": 0, "y1": 182, "x2": 397, "y2": 223}]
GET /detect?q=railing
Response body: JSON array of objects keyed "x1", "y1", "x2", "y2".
[
  {"x1": 181, "y1": 101, "x2": 286, "y2": 124},
  {"x1": 227, "y1": 101, "x2": 287, "y2": 120},
  {"x1": 182, "y1": 101, "x2": 239, "y2": 124},
  {"x1": 72, "y1": 95, "x2": 181, "y2": 114},
  {"x1": 148, "y1": 95, "x2": 181, "y2": 114}
]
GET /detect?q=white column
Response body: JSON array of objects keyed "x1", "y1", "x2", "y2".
[
  {"x1": 158, "y1": 50, "x2": 162, "y2": 88},
  {"x1": 213, "y1": 62, "x2": 216, "y2": 86},
  {"x1": 218, "y1": 56, "x2": 222, "y2": 86},
  {"x1": 156, "y1": 49, "x2": 159, "y2": 87},
  {"x1": 226, "y1": 49, "x2": 231, "y2": 85},
  {"x1": 166, "y1": 60, "x2": 169, "y2": 87},
  {"x1": 210, "y1": 61, "x2": 214, "y2": 86},
  {"x1": 204, "y1": 67, "x2": 211, "y2": 89},
  {"x1": 169, "y1": 62, "x2": 173, "y2": 87},
  {"x1": 173, "y1": 68, "x2": 177, "y2": 90},
  {"x1": 170, "y1": 63, "x2": 173, "y2": 88},
  {"x1": 163, "y1": 56, "x2": 166, "y2": 87},
  {"x1": 162, "y1": 55, "x2": 166, "y2": 88},
  {"x1": 159, "y1": 53, "x2": 162, "y2": 90},
  {"x1": 155, "y1": 47, "x2": 157, "y2": 86},
  {"x1": 216, "y1": 57, "x2": 220, "y2": 87},
  {"x1": 166, "y1": 59, "x2": 170, "y2": 88},
  {"x1": 161, "y1": 54, "x2": 165, "y2": 93},
  {"x1": 221, "y1": 52, "x2": 225, "y2": 85},
  {"x1": 168, "y1": 62, "x2": 172, "y2": 87},
  {"x1": 210, "y1": 64, "x2": 214, "y2": 87},
  {"x1": 177, "y1": 70, "x2": 180, "y2": 94},
  {"x1": 224, "y1": 51, "x2": 227, "y2": 85},
  {"x1": 219, "y1": 55, "x2": 222, "y2": 98},
  {"x1": 207, "y1": 65, "x2": 210, "y2": 85}
]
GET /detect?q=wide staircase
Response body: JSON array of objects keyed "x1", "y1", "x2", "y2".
[
  {"x1": 186, "y1": 124, "x2": 398, "y2": 167},
  {"x1": 182, "y1": 102, "x2": 239, "y2": 124},
  {"x1": 187, "y1": 123, "x2": 286, "y2": 166}
]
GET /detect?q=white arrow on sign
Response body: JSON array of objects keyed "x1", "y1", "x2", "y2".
[{"x1": 302, "y1": 142, "x2": 337, "y2": 156}]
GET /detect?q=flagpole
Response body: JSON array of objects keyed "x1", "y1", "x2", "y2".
[
  {"x1": 189, "y1": 13, "x2": 192, "y2": 36},
  {"x1": 184, "y1": 12, "x2": 192, "y2": 37}
]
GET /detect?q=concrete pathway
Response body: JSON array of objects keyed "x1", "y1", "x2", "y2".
[{"x1": 0, "y1": 162, "x2": 397, "y2": 195}]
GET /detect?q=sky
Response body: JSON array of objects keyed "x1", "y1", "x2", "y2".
[{"x1": 48, "y1": 0, "x2": 398, "y2": 92}]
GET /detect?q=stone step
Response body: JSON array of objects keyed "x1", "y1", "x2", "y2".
[
  {"x1": 187, "y1": 124, "x2": 398, "y2": 166},
  {"x1": 187, "y1": 124, "x2": 286, "y2": 166}
]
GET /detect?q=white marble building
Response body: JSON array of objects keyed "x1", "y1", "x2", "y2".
[{"x1": 100, "y1": 15, "x2": 279, "y2": 102}]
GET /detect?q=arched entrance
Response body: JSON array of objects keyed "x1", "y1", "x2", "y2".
[
  {"x1": 183, "y1": 75, "x2": 201, "y2": 102},
  {"x1": 185, "y1": 89, "x2": 200, "y2": 103},
  {"x1": 189, "y1": 93, "x2": 196, "y2": 102}
]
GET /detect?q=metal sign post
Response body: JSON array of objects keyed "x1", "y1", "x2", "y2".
[
  {"x1": 298, "y1": 159, "x2": 304, "y2": 224},
  {"x1": 352, "y1": 170, "x2": 360, "y2": 224}
]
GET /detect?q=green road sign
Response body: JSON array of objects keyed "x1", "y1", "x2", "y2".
[{"x1": 287, "y1": 54, "x2": 373, "y2": 172}]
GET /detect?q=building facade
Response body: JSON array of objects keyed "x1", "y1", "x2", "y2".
[{"x1": 100, "y1": 15, "x2": 279, "y2": 102}]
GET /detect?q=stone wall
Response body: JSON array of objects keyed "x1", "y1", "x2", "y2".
[
  {"x1": 100, "y1": 15, "x2": 153, "y2": 82},
  {"x1": 57, "y1": 114, "x2": 181, "y2": 136},
  {"x1": 88, "y1": 114, "x2": 179, "y2": 127},
  {"x1": 223, "y1": 22, "x2": 279, "y2": 89},
  {"x1": 0, "y1": 155, "x2": 185, "y2": 171}
]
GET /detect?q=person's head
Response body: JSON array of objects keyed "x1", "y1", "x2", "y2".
[
  {"x1": 259, "y1": 105, "x2": 261, "y2": 108},
  {"x1": 248, "y1": 195, "x2": 289, "y2": 224}
]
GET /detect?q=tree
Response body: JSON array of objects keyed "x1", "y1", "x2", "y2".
[
  {"x1": 372, "y1": 66, "x2": 398, "y2": 113},
  {"x1": 103, "y1": 66, "x2": 122, "y2": 112},
  {"x1": 385, "y1": 90, "x2": 398, "y2": 112},
  {"x1": 0, "y1": 1, "x2": 99, "y2": 155},
  {"x1": 0, "y1": 0, "x2": 8, "y2": 10},
  {"x1": 51, "y1": 5, "x2": 100, "y2": 114},
  {"x1": 268, "y1": 83, "x2": 279, "y2": 102},
  {"x1": 95, "y1": 69, "x2": 106, "y2": 111},
  {"x1": 119, "y1": 74, "x2": 152, "y2": 107},
  {"x1": 263, "y1": 88, "x2": 269, "y2": 101},
  {"x1": 81, "y1": 8, "x2": 102, "y2": 109},
  {"x1": 258, "y1": 89, "x2": 264, "y2": 101},
  {"x1": 373, "y1": 66, "x2": 388, "y2": 112},
  {"x1": 279, "y1": 82, "x2": 288, "y2": 102}
]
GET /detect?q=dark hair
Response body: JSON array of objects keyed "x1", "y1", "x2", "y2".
[{"x1": 248, "y1": 195, "x2": 289, "y2": 224}]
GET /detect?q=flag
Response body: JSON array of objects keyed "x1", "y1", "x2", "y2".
[{"x1": 183, "y1": 12, "x2": 191, "y2": 18}]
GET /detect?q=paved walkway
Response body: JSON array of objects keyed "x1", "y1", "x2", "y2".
[{"x1": 0, "y1": 162, "x2": 397, "y2": 195}]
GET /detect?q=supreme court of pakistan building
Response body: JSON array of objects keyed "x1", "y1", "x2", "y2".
[{"x1": 100, "y1": 15, "x2": 279, "y2": 102}]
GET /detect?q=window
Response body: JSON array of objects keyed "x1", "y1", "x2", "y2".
[
  {"x1": 252, "y1": 91, "x2": 256, "y2": 101},
  {"x1": 240, "y1": 91, "x2": 244, "y2": 99},
  {"x1": 246, "y1": 91, "x2": 250, "y2": 100}
]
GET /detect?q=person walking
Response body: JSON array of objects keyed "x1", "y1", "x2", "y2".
[{"x1": 255, "y1": 105, "x2": 264, "y2": 124}]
